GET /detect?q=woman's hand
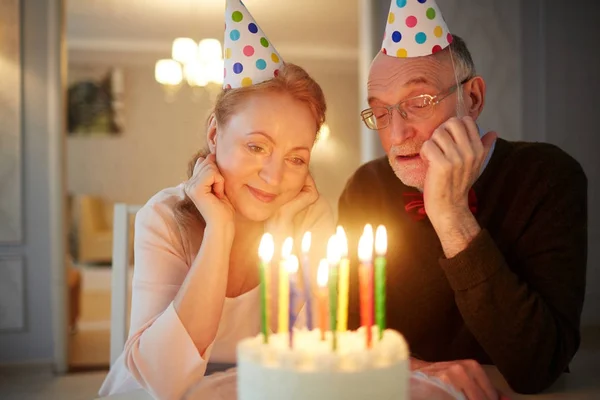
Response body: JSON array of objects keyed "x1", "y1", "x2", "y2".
[
  {"x1": 184, "y1": 154, "x2": 235, "y2": 229},
  {"x1": 268, "y1": 174, "x2": 319, "y2": 229}
]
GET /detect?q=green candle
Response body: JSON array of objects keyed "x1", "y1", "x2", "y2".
[
  {"x1": 327, "y1": 235, "x2": 341, "y2": 351},
  {"x1": 258, "y1": 233, "x2": 274, "y2": 343},
  {"x1": 375, "y1": 225, "x2": 387, "y2": 340}
]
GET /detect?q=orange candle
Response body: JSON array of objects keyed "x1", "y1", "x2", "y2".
[
  {"x1": 358, "y1": 224, "x2": 374, "y2": 348},
  {"x1": 316, "y1": 259, "x2": 329, "y2": 341}
]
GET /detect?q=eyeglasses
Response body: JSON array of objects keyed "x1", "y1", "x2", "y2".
[{"x1": 360, "y1": 77, "x2": 472, "y2": 130}]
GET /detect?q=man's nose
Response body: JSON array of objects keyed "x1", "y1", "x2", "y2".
[
  {"x1": 259, "y1": 156, "x2": 284, "y2": 187},
  {"x1": 388, "y1": 111, "x2": 415, "y2": 143}
]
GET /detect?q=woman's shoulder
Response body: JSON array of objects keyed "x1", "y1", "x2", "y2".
[
  {"x1": 137, "y1": 184, "x2": 186, "y2": 222},
  {"x1": 135, "y1": 184, "x2": 190, "y2": 241}
]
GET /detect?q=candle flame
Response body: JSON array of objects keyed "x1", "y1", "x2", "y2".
[
  {"x1": 363, "y1": 223, "x2": 373, "y2": 239},
  {"x1": 358, "y1": 231, "x2": 373, "y2": 262},
  {"x1": 258, "y1": 233, "x2": 274, "y2": 262},
  {"x1": 301, "y1": 231, "x2": 311, "y2": 253},
  {"x1": 317, "y1": 259, "x2": 329, "y2": 287},
  {"x1": 336, "y1": 226, "x2": 348, "y2": 257},
  {"x1": 281, "y1": 237, "x2": 294, "y2": 259},
  {"x1": 326, "y1": 234, "x2": 341, "y2": 264},
  {"x1": 375, "y1": 225, "x2": 387, "y2": 256},
  {"x1": 286, "y1": 255, "x2": 299, "y2": 274}
]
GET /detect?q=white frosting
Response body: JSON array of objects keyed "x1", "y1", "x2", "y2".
[{"x1": 237, "y1": 327, "x2": 410, "y2": 400}]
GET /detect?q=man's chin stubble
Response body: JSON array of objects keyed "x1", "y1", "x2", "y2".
[{"x1": 388, "y1": 157, "x2": 425, "y2": 191}]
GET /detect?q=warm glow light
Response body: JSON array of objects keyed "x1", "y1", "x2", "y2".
[
  {"x1": 317, "y1": 259, "x2": 329, "y2": 287},
  {"x1": 281, "y1": 237, "x2": 294, "y2": 259},
  {"x1": 184, "y1": 60, "x2": 209, "y2": 87},
  {"x1": 326, "y1": 234, "x2": 341, "y2": 265},
  {"x1": 363, "y1": 224, "x2": 373, "y2": 240},
  {"x1": 301, "y1": 231, "x2": 311, "y2": 253},
  {"x1": 318, "y1": 123, "x2": 331, "y2": 141},
  {"x1": 172, "y1": 37, "x2": 197, "y2": 64},
  {"x1": 286, "y1": 255, "x2": 299, "y2": 274},
  {"x1": 155, "y1": 59, "x2": 183, "y2": 86},
  {"x1": 375, "y1": 225, "x2": 387, "y2": 256},
  {"x1": 206, "y1": 59, "x2": 224, "y2": 85},
  {"x1": 358, "y1": 225, "x2": 374, "y2": 262},
  {"x1": 198, "y1": 38, "x2": 223, "y2": 63},
  {"x1": 258, "y1": 233, "x2": 274, "y2": 262},
  {"x1": 336, "y1": 226, "x2": 348, "y2": 257}
]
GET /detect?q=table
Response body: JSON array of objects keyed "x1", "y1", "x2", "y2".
[{"x1": 97, "y1": 364, "x2": 600, "y2": 400}]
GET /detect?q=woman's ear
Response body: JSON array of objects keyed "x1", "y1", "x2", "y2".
[{"x1": 206, "y1": 114, "x2": 218, "y2": 153}]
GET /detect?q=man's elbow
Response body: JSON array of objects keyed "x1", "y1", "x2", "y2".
[{"x1": 503, "y1": 365, "x2": 565, "y2": 394}]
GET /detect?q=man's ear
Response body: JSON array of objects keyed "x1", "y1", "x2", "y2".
[
  {"x1": 206, "y1": 114, "x2": 218, "y2": 153},
  {"x1": 465, "y1": 76, "x2": 486, "y2": 119}
]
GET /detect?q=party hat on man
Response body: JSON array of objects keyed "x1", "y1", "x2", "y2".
[
  {"x1": 223, "y1": 0, "x2": 284, "y2": 89},
  {"x1": 382, "y1": 0, "x2": 453, "y2": 58}
]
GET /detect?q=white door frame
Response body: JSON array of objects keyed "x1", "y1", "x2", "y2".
[{"x1": 48, "y1": 0, "x2": 68, "y2": 374}]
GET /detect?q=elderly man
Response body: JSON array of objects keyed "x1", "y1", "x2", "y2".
[{"x1": 339, "y1": 0, "x2": 587, "y2": 397}]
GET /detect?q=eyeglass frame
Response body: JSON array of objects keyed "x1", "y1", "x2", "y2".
[{"x1": 360, "y1": 76, "x2": 473, "y2": 130}]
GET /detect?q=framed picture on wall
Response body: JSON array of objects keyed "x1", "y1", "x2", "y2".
[{"x1": 67, "y1": 65, "x2": 125, "y2": 136}]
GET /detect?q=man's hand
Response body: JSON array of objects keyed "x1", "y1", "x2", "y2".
[
  {"x1": 420, "y1": 116, "x2": 496, "y2": 257},
  {"x1": 414, "y1": 359, "x2": 503, "y2": 400}
]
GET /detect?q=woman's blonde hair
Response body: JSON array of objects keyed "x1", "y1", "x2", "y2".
[{"x1": 173, "y1": 63, "x2": 327, "y2": 229}]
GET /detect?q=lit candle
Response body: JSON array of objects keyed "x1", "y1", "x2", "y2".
[
  {"x1": 327, "y1": 234, "x2": 341, "y2": 350},
  {"x1": 287, "y1": 254, "x2": 300, "y2": 348},
  {"x1": 258, "y1": 233, "x2": 274, "y2": 343},
  {"x1": 336, "y1": 226, "x2": 350, "y2": 332},
  {"x1": 358, "y1": 224, "x2": 374, "y2": 348},
  {"x1": 278, "y1": 237, "x2": 293, "y2": 335},
  {"x1": 375, "y1": 225, "x2": 387, "y2": 341},
  {"x1": 316, "y1": 259, "x2": 329, "y2": 341},
  {"x1": 301, "y1": 232, "x2": 314, "y2": 331}
]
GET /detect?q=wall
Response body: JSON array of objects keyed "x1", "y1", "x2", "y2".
[
  {"x1": 66, "y1": 58, "x2": 361, "y2": 215},
  {"x1": 521, "y1": 0, "x2": 600, "y2": 326},
  {"x1": 0, "y1": 0, "x2": 58, "y2": 363},
  {"x1": 67, "y1": 64, "x2": 211, "y2": 206},
  {"x1": 441, "y1": 0, "x2": 522, "y2": 141}
]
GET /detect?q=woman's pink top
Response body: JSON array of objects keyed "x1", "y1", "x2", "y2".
[{"x1": 99, "y1": 184, "x2": 334, "y2": 399}]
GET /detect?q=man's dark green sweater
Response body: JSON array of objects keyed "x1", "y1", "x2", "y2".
[{"x1": 338, "y1": 138, "x2": 587, "y2": 394}]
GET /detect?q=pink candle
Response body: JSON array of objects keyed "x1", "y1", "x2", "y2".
[{"x1": 358, "y1": 224, "x2": 374, "y2": 348}]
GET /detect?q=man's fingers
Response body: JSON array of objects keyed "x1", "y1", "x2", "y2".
[
  {"x1": 431, "y1": 127, "x2": 462, "y2": 164},
  {"x1": 444, "y1": 117, "x2": 474, "y2": 152},
  {"x1": 462, "y1": 116, "x2": 481, "y2": 143},
  {"x1": 446, "y1": 365, "x2": 487, "y2": 400},
  {"x1": 421, "y1": 137, "x2": 450, "y2": 172},
  {"x1": 466, "y1": 361, "x2": 498, "y2": 400}
]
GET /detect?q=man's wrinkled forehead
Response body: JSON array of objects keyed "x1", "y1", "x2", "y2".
[{"x1": 367, "y1": 52, "x2": 449, "y2": 101}]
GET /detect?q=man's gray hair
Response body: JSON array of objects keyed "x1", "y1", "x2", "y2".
[
  {"x1": 436, "y1": 34, "x2": 476, "y2": 117},
  {"x1": 440, "y1": 34, "x2": 476, "y2": 81}
]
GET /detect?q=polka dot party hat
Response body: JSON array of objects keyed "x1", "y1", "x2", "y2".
[
  {"x1": 223, "y1": 0, "x2": 284, "y2": 89},
  {"x1": 382, "y1": 0, "x2": 453, "y2": 58}
]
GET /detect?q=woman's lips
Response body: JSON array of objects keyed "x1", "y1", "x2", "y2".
[{"x1": 247, "y1": 185, "x2": 277, "y2": 203}]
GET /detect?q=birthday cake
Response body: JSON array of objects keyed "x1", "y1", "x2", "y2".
[{"x1": 237, "y1": 327, "x2": 410, "y2": 400}]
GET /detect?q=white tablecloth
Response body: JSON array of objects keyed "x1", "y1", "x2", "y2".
[{"x1": 96, "y1": 365, "x2": 600, "y2": 400}]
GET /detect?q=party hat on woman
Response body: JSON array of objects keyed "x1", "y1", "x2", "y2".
[
  {"x1": 223, "y1": 0, "x2": 284, "y2": 89},
  {"x1": 382, "y1": 0, "x2": 453, "y2": 58}
]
